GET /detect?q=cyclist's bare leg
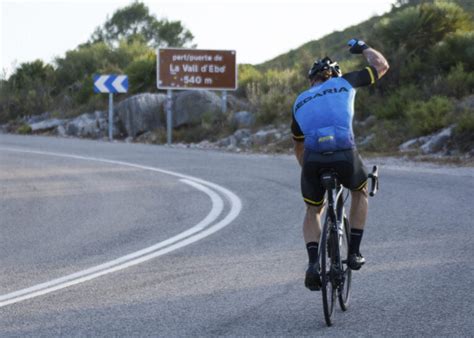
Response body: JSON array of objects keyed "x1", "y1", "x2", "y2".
[
  {"x1": 349, "y1": 188, "x2": 368, "y2": 230},
  {"x1": 303, "y1": 204, "x2": 325, "y2": 243}
]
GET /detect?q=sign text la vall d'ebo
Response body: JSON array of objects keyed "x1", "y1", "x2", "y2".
[{"x1": 157, "y1": 48, "x2": 237, "y2": 90}]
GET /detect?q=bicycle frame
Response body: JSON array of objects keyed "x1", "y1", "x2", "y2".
[
  {"x1": 324, "y1": 179, "x2": 347, "y2": 288},
  {"x1": 318, "y1": 165, "x2": 378, "y2": 326}
]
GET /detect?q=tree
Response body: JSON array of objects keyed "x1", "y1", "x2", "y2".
[
  {"x1": 375, "y1": 2, "x2": 472, "y2": 55},
  {"x1": 90, "y1": 1, "x2": 193, "y2": 48},
  {"x1": 2, "y1": 60, "x2": 55, "y2": 119}
]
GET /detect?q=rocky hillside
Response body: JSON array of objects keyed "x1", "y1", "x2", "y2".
[{"x1": 1, "y1": 0, "x2": 473, "y2": 162}]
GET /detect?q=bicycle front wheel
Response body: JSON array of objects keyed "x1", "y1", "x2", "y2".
[
  {"x1": 338, "y1": 216, "x2": 352, "y2": 311},
  {"x1": 320, "y1": 215, "x2": 336, "y2": 326}
]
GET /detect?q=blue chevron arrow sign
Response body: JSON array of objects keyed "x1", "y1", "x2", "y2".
[{"x1": 93, "y1": 74, "x2": 128, "y2": 93}]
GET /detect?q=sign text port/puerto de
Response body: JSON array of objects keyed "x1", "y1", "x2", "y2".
[{"x1": 157, "y1": 48, "x2": 237, "y2": 91}]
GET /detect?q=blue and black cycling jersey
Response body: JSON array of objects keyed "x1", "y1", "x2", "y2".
[{"x1": 291, "y1": 66, "x2": 378, "y2": 152}]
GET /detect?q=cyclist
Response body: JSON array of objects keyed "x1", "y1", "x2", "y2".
[{"x1": 291, "y1": 39, "x2": 389, "y2": 291}]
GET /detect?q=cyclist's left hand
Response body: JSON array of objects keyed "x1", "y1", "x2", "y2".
[{"x1": 347, "y1": 39, "x2": 369, "y2": 54}]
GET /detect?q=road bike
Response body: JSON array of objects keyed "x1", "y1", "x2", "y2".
[{"x1": 318, "y1": 166, "x2": 379, "y2": 326}]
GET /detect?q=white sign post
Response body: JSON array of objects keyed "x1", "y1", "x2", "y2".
[{"x1": 94, "y1": 74, "x2": 128, "y2": 141}]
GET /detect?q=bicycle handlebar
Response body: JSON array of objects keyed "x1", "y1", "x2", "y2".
[{"x1": 368, "y1": 165, "x2": 379, "y2": 197}]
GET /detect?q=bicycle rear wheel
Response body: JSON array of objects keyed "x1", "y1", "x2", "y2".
[
  {"x1": 338, "y1": 216, "x2": 352, "y2": 311},
  {"x1": 320, "y1": 215, "x2": 336, "y2": 326}
]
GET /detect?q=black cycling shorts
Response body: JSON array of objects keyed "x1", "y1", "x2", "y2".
[{"x1": 301, "y1": 148, "x2": 368, "y2": 206}]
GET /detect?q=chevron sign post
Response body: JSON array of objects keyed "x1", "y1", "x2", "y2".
[
  {"x1": 93, "y1": 74, "x2": 129, "y2": 140},
  {"x1": 94, "y1": 74, "x2": 128, "y2": 93}
]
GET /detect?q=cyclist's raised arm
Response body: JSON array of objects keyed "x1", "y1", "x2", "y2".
[
  {"x1": 362, "y1": 47, "x2": 389, "y2": 79},
  {"x1": 347, "y1": 38, "x2": 389, "y2": 80}
]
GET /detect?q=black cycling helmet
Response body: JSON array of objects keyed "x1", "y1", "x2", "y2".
[{"x1": 308, "y1": 57, "x2": 342, "y2": 80}]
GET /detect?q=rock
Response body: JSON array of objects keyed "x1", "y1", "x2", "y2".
[
  {"x1": 26, "y1": 112, "x2": 51, "y2": 125},
  {"x1": 217, "y1": 135, "x2": 237, "y2": 149},
  {"x1": 195, "y1": 140, "x2": 215, "y2": 149},
  {"x1": 233, "y1": 128, "x2": 253, "y2": 148},
  {"x1": 95, "y1": 111, "x2": 108, "y2": 131},
  {"x1": 116, "y1": 93, "x2": 167, "y2": 138},
  {"x1": 456, "y1": 94, "x2": 474, "y2": 111},
  {"x1": 231, "y1": 111, "x2": 255, "y2": 128},
  {"x1": 173, "y1": 90, "x2": 222, "y2": 128},
  {"x1": 359, "y1": 134, "x2": 375, "y2": 147},
  {"x1": 56, "y1": 125, "x2": 67, "y2": 137},
  {"x1": 29, "y1": 118, "x2": 66, "y2": 132},
  {"x1": 226, "y1": 94, "x2": 251, "y2": 112},
  {"x1": 233, "y1": 128, "x2": 251, "y2": 142},
  {"x1": 399, "y1": 138, "x2": 419, "y2": 151},
  {"x1": 359, "y1": 115, "x2": 376, "y2": 128},
  {"x1": 420, "y1": 126, "x2": 455, "y2": 154},
  {"x1": 64, "y1": 111, "x2": 108, "y2": 138},
  {"x1": 399, "y1": 136, "x2": 430, "y2": 152},
  {"x1": 251, "y1": 129, "x2": 280, "y2": 146},
  {"x1": 239, "y1": 137, "x2": 252, "y2": 148}
]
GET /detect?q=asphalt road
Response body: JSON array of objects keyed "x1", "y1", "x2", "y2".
[{"x1": 1, "y1": 134, "x2": 473, "y2": 336}]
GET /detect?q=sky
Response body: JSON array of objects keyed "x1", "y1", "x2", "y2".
[{"x1": 0, "y1": 0, "x2": 396, "y2": 78}]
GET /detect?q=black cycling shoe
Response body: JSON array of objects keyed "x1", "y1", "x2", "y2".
[
  {"x1": 348, "y1": 253, "x2": 366, "y2": 270},
  {"x1": 305, "y1": 263, "x2": 321, "y2": 291}
]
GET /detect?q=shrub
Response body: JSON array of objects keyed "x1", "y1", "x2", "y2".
[
  {"x1": 374, "y1": 2, "x2": 472, "y2": 54},
  {"x1": 373, "y1": 84, "x2": 419, "y2": 120},
  {"x1": 354, "y1": 88, "x2": 380, "y2": 122},
  {"x1": 125, "y1": 52, "x2": 156, "y2": 94},
  {"x1": 362, "y1": 120, "x2": 406, "y2": 152},
  {"x1": 432, "y1": 63, "x2": 474, "y2": 98},
  {"x1": 237, "y1": 64, "x2": 263, "y2": 97},
  {"x1": 54, "y1": 42, "x2": 112, "y2": 90},
  {"x1": 406, "y1": 95, "x2": 454, "y2": 135},
  {"x1": 434, "y1": 31, "x2": 474, "y2": 72},
  {"x1": 245, "y1": 68, "x2": 305, "y2": 125},
  {"x1": 16, "y1": 124, "x2": 32, "y2": 134},
  {"x1": 456, "y1": 110, "x2": 474, "y2": 134},
  {"x1": 453, "y1": 110, "x2": 474, "y2": 152}
]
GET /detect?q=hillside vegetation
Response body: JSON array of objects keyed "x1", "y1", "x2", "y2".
[
  {"x1": 241, "y1": 0, "x2": 474, "y2": 153},
  {"x1": 1, "y1": 0, "x2": 473, "y2": 155},
  {"x1": 0, "y1": 2, "x2": 192, "y2": 122}
]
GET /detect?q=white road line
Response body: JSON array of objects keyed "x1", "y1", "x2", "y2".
[
  {"x1": 0, "y1": 147, "x2": 242, "y2": 307},
  {"x1": 0, "y1": 178, "x2": 223, "y2": 304}
]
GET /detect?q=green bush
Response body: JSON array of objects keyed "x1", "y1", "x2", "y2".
[
  {"x1": 245, "y1": 68, "x2": 305, "y2": 125},
  {"x1": 16, "y1": 124, "x2": 32, "y2": 134},
  {"x1": 374, "y1": 2, "x2": 472, "y2": 54},
  {"x1": 373, "y1": 84, "x2": 419, "y2": 120},
  {"x1": 354, "y1": 89, "x2": 379, "y2": 122},
  {"x1": 434, "y1": 31, "x2": 474, "y2": 72},
  {"x1": 237, "y1": 64, "x2": 263, "y2": 96},
  {"x1": 433, "y1": 63, "x2": 474, "y2": 98},
  {"x1": 0, "y1": 60, "x2": 55, "y2": 119},
  {"x1": 453, "y1": 110, "x2": 474, "y2": 151},
  {"x1": 54, "y1": 43, "x2": 112, "y2": 90},
  {"x1": 362, "y1": 120, "x2": 406, "y2": 152},
  {"x1": 406, "y1": 95, "x2": 454, "y2": 135},
  {"x1": 125, "y1": 51, "x2": 156, "y2": 94},
  {"x1": 456, "y1": 110, "x2": 474, "y2": 134}
]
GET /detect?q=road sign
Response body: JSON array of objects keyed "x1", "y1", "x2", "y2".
[
  {"x1": 157, "y1": 48, "x2": 237, "y2": 90},
  {"x1": 93, "y1": 74, "x2": 128, "y2": 141},
  {"x1": 94, "y1": 74, "x2": 128, "y2": 93}
]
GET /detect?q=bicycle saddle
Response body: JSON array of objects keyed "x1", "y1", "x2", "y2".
[{"x1": 319, "y1": 170, "x2": 338, "y2": 190}]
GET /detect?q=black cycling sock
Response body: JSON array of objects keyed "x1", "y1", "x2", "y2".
[
  {"x1": 306, "y1": 242, "x2": 319, "y2": 264},
  {"x1": 349, "y1": 229, "x2": 364, "y2": 255}
]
